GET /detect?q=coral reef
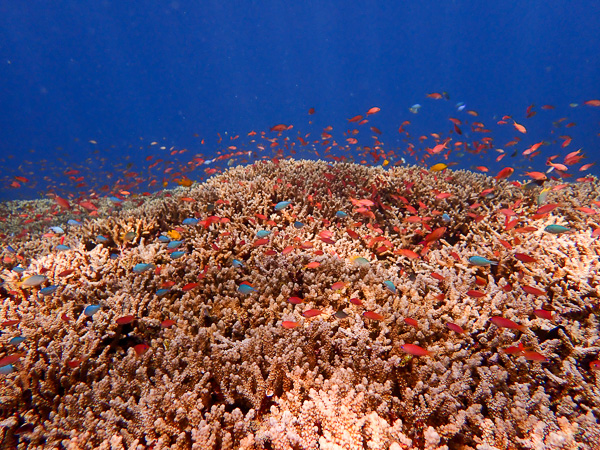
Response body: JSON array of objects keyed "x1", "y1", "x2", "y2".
[{"x1": 1, "y1": 159, "x2": 599, "y2": 449}]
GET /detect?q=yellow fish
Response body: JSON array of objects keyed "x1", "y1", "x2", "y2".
[
  {"x1": 167, "y1": 230, "x2": 182, "y2": 240},
  {"x1": 430, "y1": 163, "x2": 448, "y2": 172}
]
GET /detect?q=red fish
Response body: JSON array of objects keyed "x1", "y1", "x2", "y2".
[
  {"x1": 116, "y1": 315, "x2": 135, "y2": 325},
  {"x1": 521, "y1": 285, "x2": 546, "y2": 296},
  {"x1": 490, "y1": 316, "x2": 526, "y2": 332},
  {"x1": 400, "y1": 343, "x2": 430, "y2": 356},
  {"x1": 404, "y1": 317, "x2": 419, "y2": 329},
  {"x1": 494, "y1": 167, "x2": 514, "y2": 180},
  {"x1": 363, "y1": 311, "x2": 384, "y2": 320},
  {"x1": 282, "y1": 321, "x2": 299, "y2": 329},
  {"x1": 446, "y1": 322, "x2": 465, "y2": 334},
  {"x1": 288, "y1": 297, "x2": 304, "y2": 304},
  {"x1": 303, "y1": 309, "x2": 323, "y2": 318},
  {"x1": 133, "y1": 343, "x2": 149, "y2": 356}
]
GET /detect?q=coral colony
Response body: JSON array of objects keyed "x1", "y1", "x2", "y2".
[{"x1": 1, "y1": 158, "x2": 600, "y2": 449}]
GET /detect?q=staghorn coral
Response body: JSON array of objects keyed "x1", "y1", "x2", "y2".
[{"x1": 1, "y1": 159, "x2": 600, "y2": 449}]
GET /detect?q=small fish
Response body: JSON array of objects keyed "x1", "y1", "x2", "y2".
[
  {"x1": 256, "y1": 230, "x2": 271, "y2": 238},
  {"x1": 96, "y1": 235, "x2": 108, "y2": 243},
  {"x1": 288, "y1": 297, "x2": 304, "y2": 304},
  {"x1": 490, "y1": 316, "x2": 526, "y2": 332},
  {"x1": 522, "y1": 285, "x2": 546, "y2": 296},
  {"x1": 430, "y1": 163, "x2": 447, "y2": 172},
  {"x1": 49, "y1": 226, "x2": 65, "y2": 234},
  {"x1": 55, "y1": 244, "x2": 70, "y2": 251},
  {"x1": 442, "y1": 213, "x2": 451, "y2": 223},
  {"x1": 409, "y1": 104, "x2": 422, "y2": 114},
  {"x1": 282, "y1": 321, "x2": 299, "y2": 329},
  {"x1": 0, "y1": 353, "x2": 25, "y2": 367},
  {"x1": 363, "y1": 311, "x2": 384, "y2": 320},
  {"x1": 331, "y1": 282, "x2": 346, "y2": 290},
  {"x1": 305, "y1": 261, "x2": 321, "y2": 269},
  {"x1": 133, "y1": 343, "x2": 149, "y2": 356},
  {"x1": 8, "y1": 336, "x2": 26, "y2": 345},
  {"x1": 84, "y1": 305, "x2": 101, "y2": 317},
  {"x1": 0, "y1": 364, "x2": 15, "y2": 374},
  {"x1": 293, "y1": 221, "x2": 305, "y2": 229},
  {"x1": 156, "y1": 289, "x2": 171, "y2": 297},
  {"x1": 404, "y1": 317, "x2": 418, "y2": 329},
  {"x1": 167, "y1": 230, "x2": 182, "y2": 240},
  {"x1": 116, "y1": 315, "x2": 135, "y2": 325},
  {"x1": 182, "y1": 218, "x2": 199, "y2": 225},
  {"x1": 158, "y1": 235, "x2": 171, "y2": 243},
  {"x1": 161, "y1": 319, "x2": 175, "y2": 328},
  {"x1": 170, "y1": 251, "x2": 186, "y2": 259},
  {"x1": 67, "y1": 219, "x2": 81, "y2": 226},
  {"x1": 353, "y1": 257, "x2": 370, "y2": 267},
  {"x1": 133, "y1": 263, "x2": 155, "y2": 273},
  {"x1": 494, "y1": 167, "x2": 515, "y2": 180},
  {"x1": 22, "y1": 275, "x2": 47, "y2": 287},
  {"x1": 400, "y1": 343, "x2": 430, "y2": 357},
  {"x1": 238, "y1": 284, "x2": 256, "y2": 294},
  {"x1": 544, "y1": 224, "x2": 572, "y2": 234},
  {"x1": 39, "y1": 285, "x2": 59, "y2": 296},
  {"x1": 533, "y1": 309, "x2": 553, "y2": 321},
  {"x1": 167, "y1": 240, "x2": 183, "y2": 249},
  {"x1": 514, "y1": 253, "x2": 536, "y2": 263},
  {"x1": 232, "y1": 259, "x2": 244, "y2": 268},
  {"x1": 335, "y1": 211, "x2": 348, "y2": 218},
  {"x1": 590, "y1": 360, "x2": 600, "y2": 371},
  {"x1": 334, "y1": 310, "x2": 349, "y2": 319},
  {"x1": 522, "y1": 350, "x2": 547, "y2": 362},
  {"x1": 182, "y1": 282, "x2": 200, "y2": 291},
  {"x1": 468, "y1": 256, "x2": 498, "y2": 266},
  {"x1": 275, "y1": 201, "x2": 291, "y2": 211},
  {"x1": 383, "y1": 280, "x2": 397, "y2": 294},
  {"x1": 446, "y1": 322, "x2": 465, "y2": 334},
  {"x1": 303, "y1": 309, "x2": 323, "y2": 318}
]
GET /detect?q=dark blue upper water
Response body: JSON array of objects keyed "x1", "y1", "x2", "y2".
[{"x1": 1, "y1": 1, "x2": 599, "y2": 201}]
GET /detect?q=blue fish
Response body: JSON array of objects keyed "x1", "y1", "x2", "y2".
[
  {"x1": 256, "y1": 230, "x2": 271, "y2": 238},
  {"x1": 232, "y1": 259, "x2": 244, "y2": 268},
  {"x1": 6, "y1": 245, "x2": 16, "y2": 253},
  {"x1": 167, "y1": 240, "x2": 183, "y2": 249},
  {"x1": 96, "y1": 235, "x2": 108, "y2": 243},
  {"x1": 84, "y1": 304, "x2": 101, "y2": 317},
  {"x1": 49, "y1": 226, "x2": 65, "y2": 234},
  {"x1": 55, "y1": 244, "x2": 70, "y2": 251},
  {"x1": 67, "y1": 219, "x2": 82, "y2": 226},
  {"x1": 238, "y1": 284, "x2": 256, "y2": 294},
  {"x1": 8, "y1": 336, "x2": 26, "y2": 346},
  {"x1": 133, "y1": 263, "x2": 155, "y2": 273},
  {"x1": 274, "y1": 201, "x2": 291, "y2": 211},
  {"x1": 109, "y1": 196, "x2": 122, "y2": 203},
  {"x1": 158, "y1": 235, "x2": 171, "y2": 243},
  {"x1": 171, "y1": 251, "x2": 186, "y2": 260},
  {"x1": 40, "y1": 285, "x2": 59, "y2": 296},
  {"x1": 156, "y1": 289, "x2": 171, "y2": 297},
  {"x1": 12, "y1": 266, "x2": 25, "y2": 274},
  {"x1": 0, "y1": 364, "x2": 15, "y2": 375},
  {"x1": 544, "y1": 224, "x2": 572, "y2": 235},
  {"x1": 335, "y1": 211, "x2": 348, "y2": 218},
  {"x1": 468, "y1": 256, "x2": 498, "y2": 266},
  {"x1": 442, "y1": 213, "x2": 451, "y2": 223},
  {"x1": 182, "y1": 218, "x2": 198, "y2": 225},
  {"x1": 383, "y1": 280, "x2": 397, "y2": 294},
  {"x1": 293, "y1": 221, "x2": 305, "y2": 229}
]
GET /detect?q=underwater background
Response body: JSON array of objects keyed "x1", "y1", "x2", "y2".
[{"x1": 0, "y1": 0, "x2": 599, "y2": 201}]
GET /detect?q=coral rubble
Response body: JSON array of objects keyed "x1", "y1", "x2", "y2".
[{"x1": 1, "y1": 159, "x2": 600, "y2": 449}]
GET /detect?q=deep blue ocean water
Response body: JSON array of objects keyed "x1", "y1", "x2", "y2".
[{"x1": 1, "y1": 1, "x2": 599, "y2": 201}]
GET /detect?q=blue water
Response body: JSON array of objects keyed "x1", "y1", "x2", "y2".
[{"x1": 1, "y1": 1, "x2": 599, "y2": 201}]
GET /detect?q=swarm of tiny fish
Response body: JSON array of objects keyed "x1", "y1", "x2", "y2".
[{"x1": 1, "y1": 159, "x2": 600, "y2": 449}]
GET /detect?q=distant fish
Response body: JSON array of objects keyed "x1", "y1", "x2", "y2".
[{"x1": 409, "y1": 104, "x2": 422, "y2": 114}]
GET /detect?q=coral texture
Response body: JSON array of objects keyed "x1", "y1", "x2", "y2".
[{"x1": 1, "y1": 159, "x2": 600, "y2": 449}]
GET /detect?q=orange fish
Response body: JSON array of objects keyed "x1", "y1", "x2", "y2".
[
  {"x1": 584, "y1": 100, "x2": 600, "y2": 107},
  {"x1": 426, "y1": 93, "x2": 443, "y2": 100},
  {"x1": 55, "y1": 196, "x2": 71, "y2": 209},
  {"x1": 347, "y1": 115, "x2": 363, "y2": 123},
  {"x1": 305, "y1": 261, "x2": 320, "y2": 269},
  {"x1": 282, "y1": 321, "x2": 299, "y2": 329},
  {"x1": 446, "y1": 322, "x2": 465, "y2": 334},
  {"x1": 404, "y1": 317, "x2": 419, "y2": 329},
  {"x1": 513, "y1": 121, "x2": 526, "y2": 134},
  {"x1": 366, "y1": 107, "x2": 380, "y2": 115},
  {"x1": 494, "y1": 167, "x2": 514, "y2": 180}
]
